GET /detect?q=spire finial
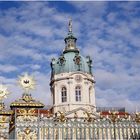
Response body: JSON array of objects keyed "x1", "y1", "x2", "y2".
[{"x1": 68, "y1": 18, "x2": 72, "y2": 32}]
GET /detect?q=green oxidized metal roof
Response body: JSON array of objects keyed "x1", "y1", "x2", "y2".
[{"x1": 51, "y1": 51, "x2": 92, "y2": 75}]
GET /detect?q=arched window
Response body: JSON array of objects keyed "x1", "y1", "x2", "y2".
[
  {"x1": 61, "y1": 87, "x2": 67, "y2": 102},
  {"x1": 75, "y1": 86, "x2": 81, "y2": 101}
]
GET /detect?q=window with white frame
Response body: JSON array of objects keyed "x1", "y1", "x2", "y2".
[
  {"x1": 75, "y1": 86, "x2": 81, "y2": 101},
  {"x1": 61, "y1": 87, "x2": 67, "y2": 102}
]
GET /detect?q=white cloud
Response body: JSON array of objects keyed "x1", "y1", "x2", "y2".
[
  {"x1": 96, "y1": 87, "x2": 140, "y2": 112},
  {"x1": 32, "y1": 71, "x2": 52, "y2": 106},
  {"x1": 0, "y1": 64, "x2": 18, "y2": 73},
  {"x1": 30, "y1": 64, "x2": 41, "y2": 70}
]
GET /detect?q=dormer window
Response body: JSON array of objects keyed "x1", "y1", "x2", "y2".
[{"x1": 59, "y1": 55, "x2": 65, "y2": 66}]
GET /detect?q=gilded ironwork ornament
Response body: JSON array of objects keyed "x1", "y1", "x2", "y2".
[
  {"x1": 123, "y1": 113, "x2": 129, "y2": 120},
  {"x1": 58, "y1": 111, "x2": 67, "y2": 122},
  {"x1": 84, "y1": 111, "x2": 92, "y2": 122},
  {"x1": 22, "y1": 94, "x2": 33, "y2": 102},
  {"x1": 74, "y1": 112, "x2": 78, "y2": 119},
  {"x1": 0, "y1": 84, "x2": 10, "y2": 101},
  {"x1": 16, "y1": 109, "x2": 37, "y2": 123},
  {"x1": 17, "y1": 127, "x2": 37, "y2": 140},
  {"x1": 0, "y1": 103, "x2": 5, "y2": 110},
  {"x1": 108, "y1": 111, "x2": 119, "y2": 123},
  {"x1": 18, "y1": 73, "x2": 35, "y2": 93},
  {"x1": 1, "y1": 116, "x2": 7, "y2": 122},
  {"x1": 24, "y1": 127, "x2": 31, "y2": 135},
  {"x1": 0, "y1": 116, "x2": 9, "y2": 130},
  {"x1": 135, "y1": 112, "x2": 140, "y2": 123},
  {"x1": 18, "y1": 109, "x2": 36, "y2": 116}
]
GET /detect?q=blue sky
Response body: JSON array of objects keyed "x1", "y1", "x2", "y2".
[{"x1": 0, "y1": 1, "x2": 140, "y2": 112}]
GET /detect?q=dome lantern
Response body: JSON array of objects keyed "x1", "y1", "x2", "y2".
[
  {"x1": 64, "y1": 19, "x2": 79, "y2": 53},
  {"x1": 50, "y1": 20, "x2": 93, "y2": 77}
]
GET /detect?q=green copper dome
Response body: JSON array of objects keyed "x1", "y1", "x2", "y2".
[
  {"x1": 51, "y1": 51, "x2": 92, "y2": 75},
  {"x1": 50, "y1": 20, "x2": 93, "y2": 76}
]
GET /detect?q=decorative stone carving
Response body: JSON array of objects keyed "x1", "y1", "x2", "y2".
[
  {"x1": 75, "y1": 75, "x2": 82, "y2": 83},
  {"x1": 59, "y1": 55, "x2": 66, "y2": 66},
  {"x1": 74, "y1": 55, "x2": 81, "y2": 65}
]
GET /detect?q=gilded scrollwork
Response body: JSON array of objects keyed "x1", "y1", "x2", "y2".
[
  {"x1": 74, "y1": 112, "x2": 78, "y2": 119},
  {"x1": 83, "y1": 111, "x2": 92, "y2": 122},
  {"x1": 17, "y1": 109, "x2": 37, "y2": 123},
  {"x1": 134, "y1": 112, "x2": 140, "y2": 123},
  {"x1": 107, "y1": 111, "x2": 120, "y2": 123},
  {"x1": 57, "y1": 111, "x2": 67, "y2": 122},
  {"x1": 17, "y1": 115, "x2": 37, "y2": 123},
  {"x1": 18, "y1": 108, "x2": 36, "y2": 116},
  {"x1": 0, "y1": 116, "x2": 7, "y2": 123},
  {"x1": 17, "y1": 127, "x2": 37, "y2": 140},
  {"x1": 0, "y1": 116, "x2": 9, "y2": 129}
]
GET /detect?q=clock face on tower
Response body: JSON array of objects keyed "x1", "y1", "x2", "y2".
[{"x1": 75, "y1": 75, "x2": 82, "y2": 83}]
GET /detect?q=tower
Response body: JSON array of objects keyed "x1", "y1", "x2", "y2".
[{"x1": 50, "y1": 20, "x2": 96, "y2": 115}]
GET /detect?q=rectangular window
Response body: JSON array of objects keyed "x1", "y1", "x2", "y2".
[
  {"x1": 62, "y1": 87, "x2": 67, "y2": 103},
  {"x1": 76, "y1": 92, "x2": 81, "y2": 101},
  {"x1": 62, "y1": 95, "x2": 67, "y2": 102}
]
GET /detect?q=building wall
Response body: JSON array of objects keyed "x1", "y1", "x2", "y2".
[{"x1": 51, "y1": 71, "x2": 96, "y2": 115}]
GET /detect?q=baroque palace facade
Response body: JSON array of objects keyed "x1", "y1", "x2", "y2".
[{"x1": 0, "y1": 20, "x2": 140, "y2": 140}]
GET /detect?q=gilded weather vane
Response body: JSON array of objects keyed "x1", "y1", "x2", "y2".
[{"x1": 18, "y1": 73, "x2": 35, "y2": 93}]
